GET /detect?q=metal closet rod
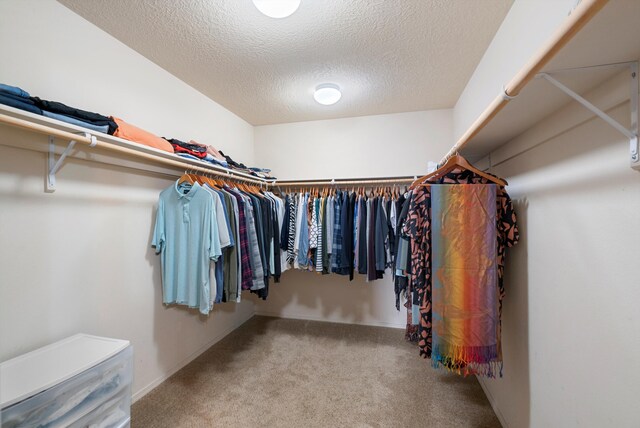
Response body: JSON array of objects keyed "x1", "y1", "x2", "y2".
[
  {"x1": 275, "y1": 176, "x2": 416, "y2": 186},
  {"x1": 441, "y1": 0, "x2": 608, "y2": 163},
  {"x1": 0, "y1": 112, "x2": 274, "y2": 186}
]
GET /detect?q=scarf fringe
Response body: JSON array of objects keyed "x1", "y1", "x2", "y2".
[{"x1": 431, "y1": 343, "x2": 503, "y2": 378}]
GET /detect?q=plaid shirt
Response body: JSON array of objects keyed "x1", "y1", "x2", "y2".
[{"x1": 227, "y1": 189, "x2": 254, "y2": 291}]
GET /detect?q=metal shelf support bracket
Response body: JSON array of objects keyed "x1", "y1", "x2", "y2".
[
  {"x1": 47, "y1": 132, "x2": 95, "y2": 192},
  {"x1": 538, "y1": 61, "x2": 639, "y2": 170}
]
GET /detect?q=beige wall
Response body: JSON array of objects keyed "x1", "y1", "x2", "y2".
[
  {"x1": 254, "y1": 110, "x2": 452, "y2": 180},
  {"x1": 480, "y1": 72, "x2": 640, "y2": 427},
  {"x1": 0, "y1": 0, "x2": 255, "y2": 400},
  {"x1": 253, "y1": 110, "x2": 453, "y2": 327}
]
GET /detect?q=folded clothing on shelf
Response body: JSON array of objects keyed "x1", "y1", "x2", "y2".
[
  {"x1": 111, "y1": 117, "x2": 174, "y2": 153},
  {"x1": 165, "y1": 138, "x2": 207, "y2": 153},
  {"x1": 42, "y1": 111, "x2": 109, "y2": 134},
  {"x1": 176, "y1": 153, "x2": 201, "y2": 161},
  {"x1": 164, "y1": 138, "x2": 229, "y2": 167},
  {"x1": 175, "y1": 152, "x2": 230, "y2": 169},
  {"x1": 249, "y1": 167, "x2": 272, "y2": 173},
  {"x1": 205, "y1": 155, "x2": 228, "y2": 168},
  {"x1": 219, "y1": 150, "x2": 274, "y2": 178},
  {"x1": 0, "y1": 82, "x2": 274, "y2": 179},
  {"x1": 197, "y1": 141, "x2": 226, "y2": 162},
  {"x1": 0, "y1": 83, "x2": 116, "y2": 134},
  {"x1": 219, "y1": 150, "x2": 247, "y2": 169},
  {"x1": 32, "y1": 98, "x2": 118, "y2": 135},
  {"x1": 170, "y1": 143, "x2": 208, "y2": 159},
  {"x1": 0, "y1": 92, "x2": 42, "y2": 115},
  {"x1": 0, "y1": 83, "x2": 30, "y2": 98},
  {"x1": 0, "y1": 84, "x2": 42, "y2": 115},
  {"x1": 252, "y1": 171, "x2": 275, "y2": 179}
]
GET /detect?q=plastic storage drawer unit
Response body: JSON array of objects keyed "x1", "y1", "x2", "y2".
[{"x1": 1, "y1": 334, "x2": 133, "y2": 428}]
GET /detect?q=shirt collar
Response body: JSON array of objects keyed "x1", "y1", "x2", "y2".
[{"x1": 175, "y1": 181, "x2": 200, "y2": 200}]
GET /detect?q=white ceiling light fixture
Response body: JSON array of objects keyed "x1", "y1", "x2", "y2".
[
  {"x1": 252, "y1": 0, "x2": 301, "y2": 19},
  {"x1": 314, "y1": 83, "x2": 342, "y2": 106}
]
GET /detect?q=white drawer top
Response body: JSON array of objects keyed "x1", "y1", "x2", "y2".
[{"x1": 1, "y1": 334, "x2": 130, "y2": 408}]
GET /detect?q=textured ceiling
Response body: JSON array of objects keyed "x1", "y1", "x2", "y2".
[{"x1": 58, "y1": 0, "x2": 512, "y2": 125}]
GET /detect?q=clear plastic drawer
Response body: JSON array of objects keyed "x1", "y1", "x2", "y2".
[{"x1": 1, "y1": 346, "x2": 132, "y2": 428}]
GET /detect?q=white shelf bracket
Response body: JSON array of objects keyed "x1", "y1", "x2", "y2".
[
  {"x1": 537, "y1": 61, "x2": 639, "y2": 170},
  {"x1": 47, "y1": 132, "x2": 95, "y2": 192}
]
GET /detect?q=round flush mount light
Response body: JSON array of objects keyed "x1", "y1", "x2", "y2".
[
  {"x1": 252, "y1": 0, "x2": 301, "y2": 18},
  {"x1": 314, "y1": 83, "x2": 342, "y2": 106}
]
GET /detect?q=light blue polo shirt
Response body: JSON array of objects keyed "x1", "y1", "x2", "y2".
[{"x1": 152, "y1": 181, "x2": 221, "y2": 314}]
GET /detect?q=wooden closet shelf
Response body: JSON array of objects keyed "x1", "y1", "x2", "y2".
[
  {"x1": 449, "y1": 0, "x2": 640, "y2": 169},
  {"x1": 0, "y1": 104, "x2": 277, "y2": 189}
]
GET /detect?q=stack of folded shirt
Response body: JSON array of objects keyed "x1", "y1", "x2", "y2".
[
  {"x1": 0, "y1": 83, "x2": 120, "y2": 136},
  {"x1": 0, "y1": 84, "x2": 42, "y2": 115},
  {"x1": 249, "y1": 168, "x2": 274, "y2": 179},
  {"x1": 0, "y1": 83, "x2": 118, "y2": 135},
  {"x1": 203, "y1": 143, "x2": 227, "y2": 164},
  {"x1": 32, "y1": 98, "x2": 118, "y2": 135},
  {"x1": 164, "y1": 138, "x2": 208, "y2": 159},
  {"x1": 165, "y1": 138, "x2": 229, "y2": 167},
  {"x1": 193, "y1": 140, "x2": 228, "y2": 167}
]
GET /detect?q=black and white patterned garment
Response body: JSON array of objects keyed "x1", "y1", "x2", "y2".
[
  {"x1": 287, "y1": 194, "x2": 297, "y2": 265},
  {"x1": 309, "y1": 197, "x2": 319, "y2": 250},
  {"x1": 315, "y1": 198, "x2": 324, "y2": 272}
]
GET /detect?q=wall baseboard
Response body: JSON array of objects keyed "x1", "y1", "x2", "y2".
[
  {"x1": 132, "y1": 310, "x2": 255, "y2": 403},
  {"x1": 477, "y1": 376, "x2": 508, "y2": 428},
  {"x1": 255, "y1": 310, "x2": 405, "y2": 329}
]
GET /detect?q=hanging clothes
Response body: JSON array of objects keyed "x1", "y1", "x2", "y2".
[
  {"x1": 404, "y1": 168, "x2": 519, "y2": 378},
  {"x1": 152, "y1": 178, "x2": 290, "y2": 313},
  {"x1": 152, "y1": 181, "x2": 221, "y2": 315},
  {"x1": 274, "y1": 188, "x2": 403, "y2": 283}
]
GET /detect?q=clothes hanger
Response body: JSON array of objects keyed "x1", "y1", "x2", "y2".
[
  {"x1": 200, "y1": 172, "x2": 213, "y2": 188},
  {"x1": 410, "y1": 153, "x2": 507, "y2": 189},
  {"x1": 178, "y1": 169, "x2": 194, "y2": 185},
  {"x1": 207, "y1": 175, "x2": 221, "y2": 189},
  {"x1": 185, "y1": 167, "x2": 202, "y2": 185}
]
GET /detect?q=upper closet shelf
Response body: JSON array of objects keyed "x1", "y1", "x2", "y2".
[
  {"x1": 451, "y1": 0, "x2": 640, "y2": 170},
  {"x1": 0, "y1": 104, "x2": 276, "y2": 191}
]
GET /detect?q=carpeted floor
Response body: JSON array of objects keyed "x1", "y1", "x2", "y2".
[{"x1": 132, "y1": 316, "x2": 501, "y2": 427}]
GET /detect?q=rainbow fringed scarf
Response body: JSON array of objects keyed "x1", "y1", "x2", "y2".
[{"x1": 431, "y1": 184, "x2": 501, "y2": 378}]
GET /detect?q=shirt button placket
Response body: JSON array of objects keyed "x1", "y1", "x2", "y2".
[{"x1": 183, "y1": 202, "x2": 190, "y2": 223}]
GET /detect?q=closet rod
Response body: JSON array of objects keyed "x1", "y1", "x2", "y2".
[
  {"x1": 0, "y1": 111, "x2": 273, "y2": 185},
  {"x1": 441, "y1": 0, "x2": 608, "y2": 163},
  {"x1": 275, "y1": 176, "x2": 416, "y2": 186}
]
